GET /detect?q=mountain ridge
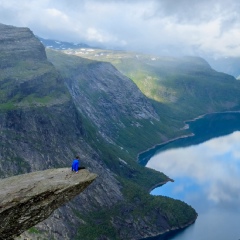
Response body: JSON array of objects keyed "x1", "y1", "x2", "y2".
[
  {"x1": 60, "y1": 46, "x2": 240, "y2": 121},
  {"x1": 37, "y1": 36, "x2": 91, "y2": 50},
  {"x1": 0, "y1": 23, "x2": 198, "y2": 240}
]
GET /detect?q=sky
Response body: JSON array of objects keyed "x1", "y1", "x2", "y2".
[{"x1": 0, "y1": 0, "x2": 240, "y2": 57}]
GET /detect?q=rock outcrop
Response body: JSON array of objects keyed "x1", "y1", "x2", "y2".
[
  {"x1": 0, "y1": 23, "x2": 46, "y2": 65},
  {"x1": 0, "y1": 23, "x2": 198, "y2": 240},
  {"x1": 0, "y1": 168, "x2": 97, "y2": 240},
  {"x1": 47, "y1": 50, "x2": 160, "y2": 145},
  {"x1": 0, "y1": 23, "x2": 125, "y2": 239}
]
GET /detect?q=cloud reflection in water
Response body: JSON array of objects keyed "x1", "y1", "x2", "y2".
[{"x1": 147, "y1": 131, "x2": 240, "y2": 208}]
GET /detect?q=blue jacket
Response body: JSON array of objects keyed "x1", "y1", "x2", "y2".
[{"x1": 72, "y1": 159, "x2": 79, "y2": 171}]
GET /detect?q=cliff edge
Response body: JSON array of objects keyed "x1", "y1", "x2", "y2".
[{"x1": 0, "y1": 168, "x2": 97, "y2": 240}]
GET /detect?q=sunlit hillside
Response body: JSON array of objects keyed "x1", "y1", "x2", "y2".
[{"x1": 60, "y1": 48, "x2": 240, "y2": 121}]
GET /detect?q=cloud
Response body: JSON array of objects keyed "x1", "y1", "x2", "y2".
[
  {"x1": 0, "y1": 0, "x2": 240, "y2": 56},
  {"x1": 152, "y1": 0, "x2": 240, "y2": 24}
]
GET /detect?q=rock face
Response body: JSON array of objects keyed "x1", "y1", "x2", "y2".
[
  {"x1": 0, "y1": 23, "x2": 198, "y2": 240},
  {"x1": 47, "y1": 51, "x2": 160, "y2": 145},
  {"x1": 0, "y1": 23, "x2": 46, "y2": 65},
  {"x1": 0, "y1": 23, "x2": 69, "y2": 109},
  {"x1": 0, "y1": 168, "x2": 97, "y2": 240},
  {"x1": 0, "y1": 23, "x2": 128, "y2": 239}
]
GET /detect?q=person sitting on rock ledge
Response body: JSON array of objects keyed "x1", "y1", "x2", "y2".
[{"x1": 71, "y1": 156, "x2": 85, "y2": 173}]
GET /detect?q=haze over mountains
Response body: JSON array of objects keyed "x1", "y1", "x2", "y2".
[
  {"x1": 39, "y1": 36, "x2": 240, "y2": 80},
  {"x1": 1, "y1": 21, "x2": 240, "y2": 239},
  {"x1": 37, "y1": 37, "x2": 91, "y2": 50},
  {"x1": 0, "y1": 23, "x2": 198, "y2": 240},
  {"x1": 1, "y1": 0, "x2": 240, "y2": 58},
  {"x1": 1, "y1": 1, "x2": 239, "y2": 239}
]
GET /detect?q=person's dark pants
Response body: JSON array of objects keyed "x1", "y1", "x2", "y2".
[{"x1": 78, "y1": 167, "x2": 85, "y2": 170}]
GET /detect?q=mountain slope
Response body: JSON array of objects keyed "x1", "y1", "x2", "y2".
[
  {"x1": 46, "y1": 50, "x2": 170, "y2": 154},
  {"x1": 45, "y1": 49, "x2": 198, "y2": 239},
  {"x1": 38, "y1": 36, "x2": 90, "y2": 50},
  {"x1": 0, "y1": 24, "x2": 197, "y2": 240},
  {"x1": 63, "y1": 48, "x2": 240, "y2": 122},
  {"x1": 0, "y1": 23, "x2": 69, "y2": 110},
  {"x1": 0, "y1": 24, "x2": 125, "y2": 239},
  {"x1": 206, "y1": 56, "x2": 240, "y2": 79}
]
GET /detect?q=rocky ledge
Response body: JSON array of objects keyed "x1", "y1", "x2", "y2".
[{"x1": 0, "y1": 168, "x2": 97, "y2": 240}]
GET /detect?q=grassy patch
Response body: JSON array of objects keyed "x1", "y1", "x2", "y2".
[{"x1": 28, "y1": 227, "x2": 41, "y2": 234}]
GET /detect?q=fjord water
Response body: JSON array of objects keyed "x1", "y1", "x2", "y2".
[{"x1": 140, "y1": 112, "x2": 240, "y2": 240}]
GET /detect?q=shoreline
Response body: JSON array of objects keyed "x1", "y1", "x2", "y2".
[
  {"x1": 137, "y1": 132, "x2": 194, "y2": 163},
  {"x1": 141, "y1": 216, "x2": 198, "y2": 240},
  {"x1": 140, "y1": 110, "x2": 240, "y2": 239},
  {"x1": 148, "y1": 179, "x2": 174, "y2": 193},
  {"x1": 185, "y1": 109, "x2": 240, "y2": 122},
  {"x1": 138, "y1": 110, "x2": 240, "y2": 164}
]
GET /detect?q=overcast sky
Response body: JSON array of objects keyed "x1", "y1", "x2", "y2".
[{"x1": 0, "y1": 0, "x2": 240, "y2": 57}]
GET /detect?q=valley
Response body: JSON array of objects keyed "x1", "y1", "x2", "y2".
[{"x1": 1, "y1": 24, "x2": 240, "y2": 239}]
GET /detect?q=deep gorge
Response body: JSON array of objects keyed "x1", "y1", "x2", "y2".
[{"x1": 1, "y1": 23, "x2": 240, "y2": 239}]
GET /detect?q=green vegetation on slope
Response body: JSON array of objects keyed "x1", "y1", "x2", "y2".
[
  {"x1": 46, "y1": 49, "x2": 198, "y2": 239},
  {"x1": 62, "y1": 48, "x2": 240, "y2": 122},
  {"x1": 2, "y1": 32, "x2": 239, "y2": 238},
  {"x1": 0, "y1": 58, "x2": 70, "y2": 110},
  {"x1": 71, "y1": 177, "x2": 197, "y2": 240},
  {"x1": 46, "y1": 47, "x2": 240, "y2": 239},
  {"x1": 47, "y1": 49, "x2": 188, "y2": 157}
]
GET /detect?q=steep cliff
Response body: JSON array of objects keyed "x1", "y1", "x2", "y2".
[
  {"x1": 0, "y1": 23, "x2": 125, "y2": 239},
  {"x1": 0, "y1": 23, "x2": 69, "y2": 112},
  {"x1": 63, "y1": 48, "x2": 240, "y2": 122},
  {"x1": 47, "y1": 50, "x2": 165, "y2": 152},
  {"x1": 0, "y1": 23, "x2": 46, "y2": 65},
  {"x1": 0, "y1": 168, "x2": 97, "y2": 240},
  {"x1": 0, "y1": 23, "x2": 197, "y2": 240}
]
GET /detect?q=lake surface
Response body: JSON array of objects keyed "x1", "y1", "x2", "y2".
[{"x1": 140, "y1": 112, "x2": 240, "y2": 240}]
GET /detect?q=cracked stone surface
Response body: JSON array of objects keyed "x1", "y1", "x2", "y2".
[{"x1": 0, "y1": 168, "x2": 97, "y2": 240}]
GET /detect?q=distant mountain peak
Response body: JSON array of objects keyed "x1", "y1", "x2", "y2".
[{"x1": 37, "y1": 36, "x2": 91, "y2": 50}]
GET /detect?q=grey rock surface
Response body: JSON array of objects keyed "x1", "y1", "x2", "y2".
[
  {"x1": 0, "y1": 23, "x2": 46, "y2": 64},
  {"x1": 0, "y1": 168, "x2": 97, "y2": 240},
  {"x1": 0, "y1": 23, "x2": 197, "y2": 240},
  {"x1": 47, "y1": 51, "x2": 160, "y2": 144}
]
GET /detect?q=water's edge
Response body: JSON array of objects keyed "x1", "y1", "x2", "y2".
[
  {"x1": 137, "y1": 110, "x2": 240, "y2": 165},
  {"x1": 139, "y1": 110, "x2": 240, "y2": 240},
  {"x1": 140, "y1": 217, "x2": 198, "y2": 240}
]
